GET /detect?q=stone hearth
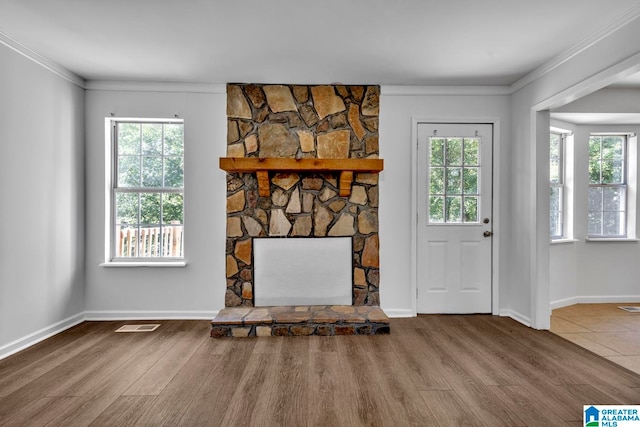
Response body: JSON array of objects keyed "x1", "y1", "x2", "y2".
[{"x1": 211, "y1": 305, "x2": 390, "y2": 337}]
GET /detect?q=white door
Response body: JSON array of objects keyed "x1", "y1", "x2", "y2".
[{"x1": 417, "y1": 123, "x2": 493, "y2": 313}]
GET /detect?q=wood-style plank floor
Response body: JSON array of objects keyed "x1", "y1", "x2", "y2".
[{"x1": 1, "y1": 316, "x2": 639, "y2": 426}]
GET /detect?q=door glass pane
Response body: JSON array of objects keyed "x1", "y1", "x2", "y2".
[
  {"x1": 430, "y1": 138, "x2": 445, "y2": 166},
  {"x1": 445, "y1": 196, "x2": 462, "y2": 222},
  {"x1": 446, "y1": 138, "x2": 462, "y2": 165},
  {"x1": 428, "y1": 136, "x2": 482, "y2": 224},
  {"x1": 463, "y1": 197, "x2": 478, "y2": 222},
  {"x1": 429, "y1": 196, "x2": 444, "y2": 223},
  {"x1": 463, "y1": 168, "x2": 478, "y2": 194},
  {"x1": 446, "y1": 168, "x2": 462, "y2": 193},
  {"x1": 463, "y1": 138, "x2": 479, "y2": 165},
  {"x1": 429, "y1": 168, "x2": 445, "y2": 194}
]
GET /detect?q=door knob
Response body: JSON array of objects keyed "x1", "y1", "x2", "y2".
[{"x1": 483, "y1": 230, "x2": 493, "y2": 237}]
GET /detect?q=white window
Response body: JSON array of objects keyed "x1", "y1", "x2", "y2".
[
  {"x1": 588, "y1": 134, "x2": 627, "y2": 238},
  {"x1": 550, "y1": 131, "x2": 565, "y2": 239},
  {"x1": 109, "y1": 119, "x2": 184, "y2": 261},
  {"x1": 549, "y1": 127, "x2": 574, "y2": 241}
]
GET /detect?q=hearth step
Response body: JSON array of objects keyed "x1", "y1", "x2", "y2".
[{"x1": 211, "y1": 305, "x2": 389, "y2": 337}]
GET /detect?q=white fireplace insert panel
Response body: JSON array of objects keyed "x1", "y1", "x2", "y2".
[{"x1": 254, "y1": 237, "x2": 352, "y2": 306}]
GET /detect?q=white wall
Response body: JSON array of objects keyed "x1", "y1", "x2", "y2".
[
  {"x1": 0, "y1": 44, "x2": 85, "y2": 356},
  {"x1": 378, "y1": 92, "x2": 510, "y2": 316},
  {"x1": 84, "y1": 88, "x2": 227, "y2": 317}
]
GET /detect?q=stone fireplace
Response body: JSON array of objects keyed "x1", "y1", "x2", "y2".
[{"x1": 212, "y1": 84, "x2": 388, "y2": 337}]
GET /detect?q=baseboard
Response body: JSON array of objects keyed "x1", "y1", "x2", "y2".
[
  {"x1": 84, "y1": 310, "x2": 219, "y2": 321},
  {"x1": 382, "y1": 308, "x2": 415, "y2": 318},
  {"x1": 550, "y1": 295, "x2": 640, "y2": 309},
  {"x1": 499, "y1": 309, "x2": 532, "y2": 327},
  {"x1": 0, "y1": 313, "x2": 85, "y2": 360}
]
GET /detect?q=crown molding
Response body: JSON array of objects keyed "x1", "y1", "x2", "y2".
[
  {"x1": 86, "y1": 80, "x2": 226, "y2": 94},
  {"x1": 0, "y1": 30, "x2": 85, "y2": 88},
  {"x1": 381, "y1": 85, "x2": 511, "y2": 96},
  {"x1": 510, "y1": 4, "x2": 640, "y2": 93}
]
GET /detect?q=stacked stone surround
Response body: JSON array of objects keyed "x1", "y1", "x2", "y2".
[{"x1": 225, "y1": 84, "x2": 381, "y2": 308}]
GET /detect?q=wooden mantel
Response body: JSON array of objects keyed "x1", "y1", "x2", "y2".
[{"x1": 220, "y1": 157, "x2": 384, "y2": 197}]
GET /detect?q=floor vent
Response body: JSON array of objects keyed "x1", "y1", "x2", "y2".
[
  {"x1": 115, "y1": 324, "x2": 161, "y2": 333},
  {"x1": 618, "y1": 306, "x2": 640, "y2": 313}
]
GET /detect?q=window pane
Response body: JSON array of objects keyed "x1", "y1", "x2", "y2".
[
  {"x1": 603, "y1": 211, "x2": 625, "y2": 236},
  {"x1": 164, "y1": 123, "x2": 184, "y2": 156},
  {"x1": 116, "y1": 192, "x2": 139, "y2": 225},
  {"x1": 588, "y1": 211, "x2": 602, "y2": 236},
  {"x1": 118, "y1": 123, "x2": 141, "y2": 155},
  {"x1": 164, "y1": 157, "x2": 184, "y2": 187},
  {"x1": 463, "y1": 138, "x2": 479, "y2": 165},
  {"x1": 463, "y1": 197, "x2": 478, "y2": 223},
  {"x1": 445, "y1": 196, "x2": 461, "y2": 222},
  {"x1": 430, "y1": 138, "x2": 445, "y2": 166},
  {"x1": 140, "y1": 193, "x2": 161, "y2": 225},
  {"x1": 118, "y1": 156, "x2": 140, "y2": 187},
  {"x1": 550, "y1": 186, "x2": 560, "y2": 215},
  {"x1": 588, "y1": 187, "x2": 603, "y2": 212},
  {"x1": 429, "y1": 168, "x2": 445, "y2": 194},
  {"x1": 446, "y1": 138, "x2": 462, "y2": 166},
  {"x1": 463, "y1": 168, "x2": 478, "y2": 194},
  {"x1": 588, "y1": 137, "x2": 602, "y2": 184},
  {"x1": 142, "y1": 123, "x2": 163, "y2": 155},
  {"x1": 446, "y1": 168, "x2": 462, "y2": 194},
  {"x1": 429, "y1": 196, "x2": 444, "y2": 223},
  {"x1": 603, "y1": 187, "x2": 625, "y2": 212},
  {"x1": 162, "y1": 193, "x2": 183, "y2": 223},
  {"x1": 142, "y1": 157, "x2": 163, "y2": 187}
]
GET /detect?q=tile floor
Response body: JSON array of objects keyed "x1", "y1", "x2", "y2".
[{"x1": 550, "y1": 303, "x2": 640, "y2": 375}]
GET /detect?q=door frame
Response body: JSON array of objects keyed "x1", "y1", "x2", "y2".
[{"x1": 411, "y1": 117, "x2": 502, "y2": 316}]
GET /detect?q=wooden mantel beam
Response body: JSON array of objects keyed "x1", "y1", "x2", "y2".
[{"x1": 220, "y1": 157, "x2": 383, "y2": 197}]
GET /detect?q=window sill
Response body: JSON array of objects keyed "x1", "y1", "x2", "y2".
[
  {"x1": 100, "y1": 261, "x2": 188, "y2": 268},
  {"x1": 585, "y1": 237, "x2": 640, "y2": 242},
  {"x1": 550, "y1": 238, "x2": 579, "y2": 245}
]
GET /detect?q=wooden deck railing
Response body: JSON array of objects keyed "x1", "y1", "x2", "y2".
[{"x1": 116, "y1": 222, "x2": 183, "y2": 257}]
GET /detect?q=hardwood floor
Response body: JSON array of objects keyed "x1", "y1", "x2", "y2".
[{"x1": 1, "y1": 316, "x2": 639, "y2": 426}]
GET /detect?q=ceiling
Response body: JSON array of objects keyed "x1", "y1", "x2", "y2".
[{"x1": 1, "y1": 0, "x2": 640, "y2": 86}]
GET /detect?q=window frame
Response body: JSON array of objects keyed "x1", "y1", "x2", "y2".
[
  {"x1": 549, "y1": 131, "x2": 565, "y2": 240},
  {"x1": 104, "y1": 117, "x2": 185, "y2": 266},
  {"x1": 587, "y1": 133, "x2": 628, "y2": 239}
]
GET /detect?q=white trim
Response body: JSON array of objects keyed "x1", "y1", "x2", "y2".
[
  {"x1": 510, "y1": 4, "x2": 640, "y2": 93},
  {"x1": 84, "y1": 310, "x2": 218, "y2": 320},
  {"x1": 585, "y1": 237, "x2": 640, "y2": 242},
  {"x1": 550, "y1": 295, "x2": 640, "y2": 309},
  {"x1": 382, "y1": 86, "x2": 510, "y2": 96},
  {"x1": 550, "y1": 238, "x2": 579, "y2": 244},
  {"x1": 0, "y1": 30, "x2": 85, "y2": 88},
  {"x1": 0, "y1": 313, "x2": 85, "y2": 360},
  {"x1": 411, "y1": 117, "x2": 501, "y2": 318},
  {"x1": 499, "y1": 309, "x2": 532, "y2": 328},
  {"x1": 382, "y1": 308, "x2": 414, "y2": 318},
  {"x1": 100, "y1": 261, "x2": 188, "y2": 267},
  {"x1": 86, "y1": 80, "x2": 226, "y2": 94}
]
